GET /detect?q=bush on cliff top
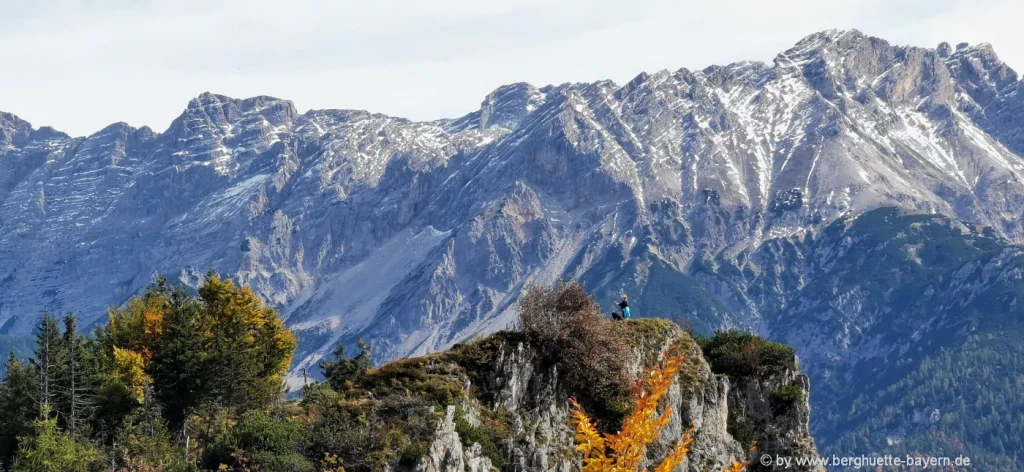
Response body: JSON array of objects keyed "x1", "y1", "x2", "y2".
[
  {"x1": 518, "y1": 281, "x2": 631, "y2": 431},
  {"x1": 696, "y1": 329, "x2": 796, "y2": 380}
]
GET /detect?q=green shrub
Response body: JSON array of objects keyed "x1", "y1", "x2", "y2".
[
  {"x1": 321, "y1": 339, "x2": 372, "y2": 393},
  {"x1": 695, "y1": 330, "x2": 796, "y2": 380},
  {"x1": 356, "y1": 356, "x2": 463, "y2": 407},
  {"x1": 398, "y1": 442, "x2": 429, "y2": 467},
  {"x1": 453, "y1": 407, "x2": 506, "y2": 469},
  {"x1": 201, "y1": 410, "x2": 313, "y2": 472},
  {"x1": 305, "y1": 394, "x2": 441, "y2": 472},
  {"x1": 770, "y1": 383, "x2": 805, "y2": 408},
  {"x1": 727, "y1": 409, "x2": 756, "y2": 450}
]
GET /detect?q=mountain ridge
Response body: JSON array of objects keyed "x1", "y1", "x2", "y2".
[
  {"x1": 3, "y1": 30, "x2": 1024, "y2": 448},
  {"x1": 2, "y1": 28, "x2": 1022, "y2": 342},
  {"x1": 7, "y1": 27, "x2": 1024, "y2": 466}
]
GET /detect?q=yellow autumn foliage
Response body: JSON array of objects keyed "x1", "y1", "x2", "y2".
[
  {"x1": 102, "y1": 273, "x2": 298, "y2": 417},
  {"x1": 197, "y1": 274, "x2": 297, "y2": 377},
  {"x1": 570, "y1": 348, "x2": 748, "y2": 472},
  {"x1": 723, "y1": 460, "x2": 748, "y2": 472},
  {"x1": 112, "y1": 346, "x2": 150, "y2": 403},
  {"x1": 107, "y1": 287, "x2": 170, "y2": 362}
]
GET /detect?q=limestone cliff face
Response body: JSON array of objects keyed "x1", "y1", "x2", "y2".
[
  {"x1": 727, "y1": 365, "x2": 819, "y2": 472},
  {"x1": 415, "y1": 406, "x2": 496, "y2": 472},
  {"x1": 413, "y1": 322, "x2": 823, "y2": 472}
]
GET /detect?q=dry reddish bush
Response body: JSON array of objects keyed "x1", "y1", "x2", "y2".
[
  {"x1": 741, "y1": 339, "x2": 763, "y2": 368},
  {"x1": 518, "y1": 281, "x2": 630, "y2": 425}
]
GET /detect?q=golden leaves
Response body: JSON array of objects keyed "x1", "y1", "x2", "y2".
[
  {"x1": 112, "y1": 346, "x2": 150, "y2": 403},
  {"x1": 570, "y1": 348, "x2": 750, "y2": 472},
  {"x1": 570, "y1": 397, "x2": 612, "y2": 470},
  {"x1": 197, "y1": 273, "x2": 297, "y2": 377},
  {"x1": 569, "y1": 349, "x2": 692, "y2": 472},
  {"x1": 723, "y1": 461, "x2": 747, "y2": 472},
  {"x1": 320, "y1": 452, "x2": 346, "y2": 472},
  {"x1": 652, "y1": 425, "x2": 695, "y2": 472},
  {"x1": 723, "y1": 442, "x2": 757, "y2": 472}
]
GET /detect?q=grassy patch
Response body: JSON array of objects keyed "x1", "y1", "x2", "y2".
[
  {"x1": 357, "y1": 355, "x2": 464, "y2": 407},
  {"x1": 621, "y1": 318, "x2": 677, "y2": 353}
]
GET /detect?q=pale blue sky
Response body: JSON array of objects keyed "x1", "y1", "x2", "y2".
[{"x1": 1, "y1": 0, "x2": 1020, "y2": 136}]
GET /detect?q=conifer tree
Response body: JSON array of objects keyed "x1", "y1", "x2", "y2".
[
  {"x1": 0, "y1": 352, "x2": 38, "y2": 468},
  {"x1": 149, "y1": 284, "x2": 207, "y2": 427},
  {"x1": 30, "y1": 315, "x2": 63, "y2": 412},
  {"x1": 11, "y1": 405, "x2": 98, "y2": 472},
  {"x1": 194, "y1": 271, "x2": 296, "y2": 411},
  {"x1": 55, "y1": 315, "x2": 92, "y2": 436},
  {"x1": 354, "y1": 338, "x2": 372, "y2": 373},
  {"x1": 321, "y1": 339, "x2": 372, "y2": 392},
  {"x1": 111, "y1": 384, "x2": 191, "y2": 472},
  {"x1": 104, "y1": 272, "x2": 297, "y2": 424}
]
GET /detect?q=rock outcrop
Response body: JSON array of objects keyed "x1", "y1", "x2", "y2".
[
  {"x1": 410, "y1": 320, "x2": 822, "y2": 471},
  {"x1": 416, "y1": 406, "x2": 496, "y2": 472}
]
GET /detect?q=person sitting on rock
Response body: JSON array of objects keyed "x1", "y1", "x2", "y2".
[{"x1": 617, "y1": 294, "x2": 631, "y2": 320}]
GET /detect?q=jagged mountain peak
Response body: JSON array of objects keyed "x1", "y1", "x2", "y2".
[
  {"x1": 475, "y1": 82, "x2": 547, "y2": 130},
  {"x1": 185, "y1": 91, "x2": 294, "y2": 110},
  {"x1": 174, "y1": 92, "x2": 298, "y2": 131},
  {"x1": 777, "y1": 28, "x2": 870, "y2": 60},
  {"x1": 446, "y1": 82, "x2": 547, "y2": 133},
  {"x1": 29, "y1": 126, "x2": 71, "y2": 142},
  {"x1": 770, "y1": 29, "x2": 1016, "y2": 83},
  {"x1": 0, "y1": 111, "x2": 37, "y2": 149},
  {"x1": 91, "y1": 121, "x2": 137, "y2": 136}
]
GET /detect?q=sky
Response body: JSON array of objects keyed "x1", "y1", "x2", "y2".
[{"x1": 2, "y1": 0, "x2": 1023, "y2": 137}]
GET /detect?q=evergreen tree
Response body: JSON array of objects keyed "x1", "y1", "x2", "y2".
[
  {"x1": 55, "y1": 316, "x2": 92, "y2": 436},
  {"x1": 354, "y1": 339, "x2": 372, "y2": 373},
  {"x1": 195, "y1": 271, "x2": 296, "y2": 411},
  {"x1": 30, "y1": 315, "x2": 63, "y2": 412},
  {"x1": 150, "y1": 284, "x2": 208, "y2": 426},
  {"x1": 104, "y1": 272, "x2": 297, "y2": 424},
  {"x1": 321, "y1": 339, "x2": 372, "y2": 393},
  {"x1": 0, "y1": 353, "x2": 37, "y2": 468},
  {"x1": 11, "y1": 405, "x2": 98, "y2": 472},
  {"x1": 111, "y1": 384, "x2": 193, "y2": 472}
]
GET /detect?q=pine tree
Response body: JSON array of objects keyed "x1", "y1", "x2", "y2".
[
  {"x1": 150, "y1": 284, "x2": 208, "y2": 426},
  {"x1": 11, "y1": 404, "x2": 98, "y2": 472},
  {"x1": 321, "y1": 339, "x2": 372, "y2": 393},
  {"x1": 0, "y1": 352, "x2": 38, "y2": 468},
  {"x1": 104, "y1": 272, "x2": 298, "y2": 424},
  {"x1": 55, "y1": 316, "x2": 92, "y2": 436},
  {"x1": 111, "y1": 384, "x2": 191, "y2": 472},
  {"x1": 354, "y1": 338, "x2": 372, "y2": 373},
  {"x1": 30, "y1": 315, "x2": 64, "y2": 412}
]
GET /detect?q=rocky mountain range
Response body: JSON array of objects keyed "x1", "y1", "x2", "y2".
[{"x1": 4, "y1": 28, "x2": 1024, "y2": 466}]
